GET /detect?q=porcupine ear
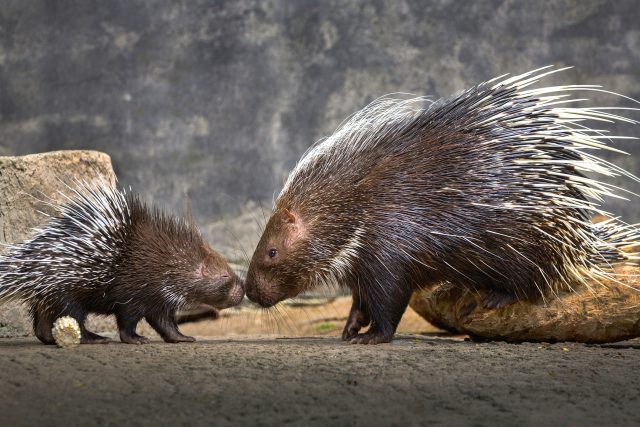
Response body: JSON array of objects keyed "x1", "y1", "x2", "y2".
[
  {"x1": 283, "y1": 208, "x2": 296, "y2": 224},
  {"x1": 282, "y1": 208, "x2": 306, "y2": 248}
]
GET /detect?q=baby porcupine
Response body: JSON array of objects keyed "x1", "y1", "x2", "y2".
[
  {"x1": 0, "y1": 181, "x2": 244, "y2": 344},
  {"x1": 245, "y1": 66, "x2": 640, "y2": 344}
]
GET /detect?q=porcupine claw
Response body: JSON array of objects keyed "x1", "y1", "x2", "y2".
[
  {"x1": 342, "y1": 290, "x2": 371, "y2": 341},
  {"x1": 163, "y1": 334, "x2": 196, "y2": 343},
  {"x1": 350, "y1": 331, "x2": 393, "y2": 345},
  {"x1": 119, "y1": 333, "x2": 151, "y2": 345},
  {"x1": 145, "y1": 315, "x2": 196, "y2": 343},
  {"x1": 80, "y1": 330, "x2": 111, "y2": 344},
  {"x1": 341, "y1": 326, "x2": 359, "y2": 341}
]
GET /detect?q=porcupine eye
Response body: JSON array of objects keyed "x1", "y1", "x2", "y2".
[{"x1": 268, "y1": 248, "x2": 278, "y2": 258}]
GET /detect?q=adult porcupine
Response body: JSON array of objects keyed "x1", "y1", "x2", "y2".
[
  {"x1": 0, "y1": 181, "x2": 244, "y2": 344},
  {"x1": 244, "y1": 66, "x2": 640, "y2": 344}
]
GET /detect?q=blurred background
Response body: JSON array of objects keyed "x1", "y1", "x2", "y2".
[{"x1": 1, "y1": 0, "x2": 639, "y2": 268}]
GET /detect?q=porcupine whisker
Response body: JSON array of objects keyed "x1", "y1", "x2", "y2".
[
  {"x1": 270, "y1": 306, "x2": 285, "y2": 335},
  {"x1": 264, "y1": 306, "x2": 280, "y2": 335},
  {"x1": 223, "y1": 226, "x2": 252, "y2": 269},
  {"x1": 277, "y1": 303, "x2": 298, "y2": 335}
]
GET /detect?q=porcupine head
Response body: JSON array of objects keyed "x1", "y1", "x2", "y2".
[
  {"x1": 244, "y1": 207, "x2": 311, "y2": 307},
  {"x1": 245, "y1": 66, "x2": 640, "y2": 344},
  {"x1": 123, "y1": 193, "x2": 246, "y2": 311}
]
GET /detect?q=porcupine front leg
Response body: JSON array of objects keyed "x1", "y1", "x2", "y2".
[
  {"x1": 80, "y1": 325, "x2": 111, "y2": 344},
  {"x1": 116, "y1": 310, "x2": 149, "y2": 344},
  {"x1": 146, "y1": 313, "x2": 195, "y2": 343},
  {"x1": 342, "y1": 288, "x2": 371, "y2": 341},
  {"x1": 350, "y1": 279, "x2": 413, "y2": 345}
]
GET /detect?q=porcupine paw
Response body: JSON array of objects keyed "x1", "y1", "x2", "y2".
[
  {"x1": 163, "y1": 333, "x2": 196, "y2": 343},
  {"x1": 342, "y1": 316, "x2": 365, "y2": 341},
  {"x1": 81, "y1": 331, "x2": 111, "y2": 344},
  {"x1": 350, "y1": 332, "x2": 393, "y2": 345},
  {"x1": 482, "y1": 290, "x2": 519, "y2": 309},
  {"x1": 341, "y1": 325, "x2": 360, "y2": 341},
  {"x1": 342, "y1": 305, "x2": 370, "y2": 341},
  {"x1": 120, "y1": 333, "x2": 151, "y2": 345}
]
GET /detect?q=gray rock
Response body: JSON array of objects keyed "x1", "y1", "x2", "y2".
[{"x1": 0, "y1": 150, "x2": 115, "y2": 245}]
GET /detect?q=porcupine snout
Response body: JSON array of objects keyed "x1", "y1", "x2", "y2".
[
  {"x1": 244, "y1": 268, "x2": 260, "y2": 303},
  {"x1": 220, "y1": 269, "x2": 244, "y2": 308},
  {"x1": 244, "y1": 268, "x2": 293, "y2": 308},
  {"x1": 196, "y1": 251, "x2": 245, "y2": 309}
]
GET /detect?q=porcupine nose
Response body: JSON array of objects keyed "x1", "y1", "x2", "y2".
[
  {"x1": 244, "y1": 269, "x2": 257, "y2": 301},
  {"x1": 244, "y1": 272, "x2": 271, "y2": 306},
  {"x1": 244, "y1": 279, "x2": 276, "y2": 308},
  {"x1": 226, "y1": 271, "x2": 244, "y2": 306}
]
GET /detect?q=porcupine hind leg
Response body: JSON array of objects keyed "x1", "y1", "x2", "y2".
[
  {"x1": 342, "y1": 288, "x2": 371, "y2": 341},
  {"x1": 462, "y1": 270, "x2": 521, "y2": 311},
  {"x1": 116, "y1": 310, "x2": 149, "y2": 344},
  {"x1": 350, "y1": 279, "x2": 413, "y2": 345},
  {"x1": 481, "y1": 289, "x2": 520, "y2": 310},
  {"x1": 146, "y1": 313, "x2": 195, "y2": 343},
  {"x1": 32, "y1": 308, "x2": 55, "y2": 345},
  {"x1": 59, "y1": 308, "x2": 110, "y2": 344}
]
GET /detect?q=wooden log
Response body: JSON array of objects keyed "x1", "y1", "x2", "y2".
[{"x1": 409, "y1": 265, "x2": 640, "y2": 343}]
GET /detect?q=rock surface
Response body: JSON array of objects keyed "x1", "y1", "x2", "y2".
[
  {"x1": 0, "y1": 150, "x2": 115, "y2": 245},
  {"x1": 410, "y1": 265, "x2": 640, "y2": 343}
]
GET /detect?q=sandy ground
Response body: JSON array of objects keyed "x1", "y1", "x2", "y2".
[{"x1": 1, "y1": 299, "x2": 639, "y2": 426}]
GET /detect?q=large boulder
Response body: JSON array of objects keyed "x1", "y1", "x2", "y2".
[{"x1": 0, "y1": 150, "x2": 116, "y2": 245}]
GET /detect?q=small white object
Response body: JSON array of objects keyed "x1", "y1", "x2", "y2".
[{"x1": 51, "y1": 316, "x2": 82, "y2": 348}]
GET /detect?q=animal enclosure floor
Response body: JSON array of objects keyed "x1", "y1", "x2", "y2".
[
  {"x1": 0, "y1": 335, "x2": 638, "y2": 426},
  {"x1": 179, "y1": 296, "x2": 440, "y2": 338}
]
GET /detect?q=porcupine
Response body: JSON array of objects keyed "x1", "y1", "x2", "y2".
[
  {"x1": 244, "y1": 66, "x2": 640, "y2": 344},
  {"x1": 0, "y1": 181, "x2": 244, "y2": 344}
]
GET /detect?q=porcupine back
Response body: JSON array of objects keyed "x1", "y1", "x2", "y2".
[
  {"x1": 0, "y1": 181, "x2": 209, "y2": 316},
  {"x1": 279, "y1": 66, "x2": 640, "y2": 302}
]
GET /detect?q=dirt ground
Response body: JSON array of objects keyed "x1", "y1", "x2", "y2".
[
  {"x1": 178, "y1": 296, "x2": 441, "y2": 338},
  {"x1": 1, "y1": 298, "x2": 639, "y2": 426}
]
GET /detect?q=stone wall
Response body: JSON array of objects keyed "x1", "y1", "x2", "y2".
[{"x1": 0, "y1": 0, "x2": 639, "y2": 261}]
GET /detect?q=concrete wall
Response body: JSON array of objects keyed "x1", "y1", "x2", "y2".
[{"x1": 1, "y1": 0, "x2": 639, "y2": 261}]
